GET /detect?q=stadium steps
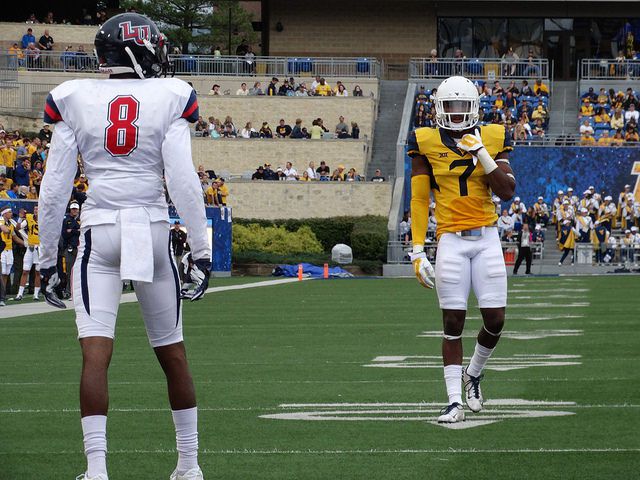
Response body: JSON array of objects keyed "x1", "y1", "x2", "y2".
[
  {"x1": 368, "y1": 80, "x2": 408, "y2": 179},
  {"x1": 549, "y1": 81, "x2": 579, "y2": 135}
]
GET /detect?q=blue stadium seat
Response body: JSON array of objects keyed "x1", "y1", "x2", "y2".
[{"x1": 594, "y1": 122, "x2": 610, "y2": 130}]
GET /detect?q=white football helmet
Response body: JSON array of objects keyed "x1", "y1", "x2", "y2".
[{"x1": 434, "y1": 76, "x2": 480, "y2": 131}]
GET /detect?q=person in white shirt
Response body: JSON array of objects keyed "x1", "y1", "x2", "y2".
[
  {"x1": 579, "y1": 120, "x2": 594, "y2": 136},
  {"x1": 497, "y1": 209, "x2": 514, "y2": 239},
  {"x1": 38, "y1": 14, "x2": 209, "y2": 480},
  {"x1": 311, "y1": 75, "x2": 321, "y2": 94},
  {"x1": 240, "y1": 122, "x2": 256, "y2": 138},
  {"x1": 235, "y1": 82, "x2": 249, "y2": 96},
  {"x1": 283, "y1": 161, "x2": 298, "y2": 180},
  {"x1": 575, "y1": 208, "x2": 593, "y2": 242},
  {"x1": 305, "y1": 161, "x2": 316, "y2": 180},
  {"x1": 624, "y1": 104, "x2": 640, "y2": 123}
]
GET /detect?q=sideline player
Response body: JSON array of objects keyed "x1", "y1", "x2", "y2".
[
  {"x1": 1, "y1": 207, "x2": 25, "y2": 306},
  {"x1": 14, "y1": 205, "x2": 41, "y2": 301},
  {"x1": 38, "y1": 13, "x2": 210, "y2": 480},
  {"x1": 408, "y1": 76, "x2": 516, "y2": 423}
]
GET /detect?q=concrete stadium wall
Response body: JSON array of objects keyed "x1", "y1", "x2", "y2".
[
  {"x1": 267, "y1": 0, "x2": 437, "y2": 67},
  {"x1": 0, "y1": 22, "x2": 95, "y2": 47},
  {"x1": 197, "y1": 96, "x2": 375, "y2": 138},
  {"x1": 193, "y1": 138, "x2": 368, "y2": 176},
  {"x1": 12, "y1": 70, "x2": 380, "y2": 99},
  {"x1": 226, "y1": 181, "x2": 392, "y2": 219}
]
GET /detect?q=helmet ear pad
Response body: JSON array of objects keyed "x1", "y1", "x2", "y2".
[
  {"x1": 94, "y1": 12, "x2": 170, "y2": 78},
  {"x1": 434, "y1": 76, "x2": 481, "y2": 131}
]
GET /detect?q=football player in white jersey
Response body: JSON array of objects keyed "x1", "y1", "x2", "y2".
[{"x1": 38, "y1": 13, "x2": 209, "y2": 480}]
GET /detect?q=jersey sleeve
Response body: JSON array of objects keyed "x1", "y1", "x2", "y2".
[
  {"x1": 180, "y1": 89, "x2": 199, "y2": 123},
  {"x1": 162, "y1": 118, "x2": 210, "y2": 262},
  {"x1": 38, "y1": 121, "x2": 78, "y2": 268},
  {"x1": 407, "y1": 130, "x2": 421, "y2": 157},
  {"x1": 44, "y1": 93, "x2": 63, "y2": 124}
]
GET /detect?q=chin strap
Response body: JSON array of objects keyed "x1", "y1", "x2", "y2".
[{"x1": 124, "y1": 46, "x2": 146, "y2": 79}]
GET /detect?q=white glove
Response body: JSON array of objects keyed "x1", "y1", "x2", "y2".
[
  {"x1": 456, "y1": 128, "x2": 498, "y2": 174},
  {"x1": 408, "y1": 245, "x2": 435, "y2": 289}
]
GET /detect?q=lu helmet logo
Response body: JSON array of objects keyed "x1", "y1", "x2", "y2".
[{"x1": 119, "y1": 21, "x2": 151, "y2": 46}]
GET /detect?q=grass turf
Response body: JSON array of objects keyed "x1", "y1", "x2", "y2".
[{"x1": 1, "y1": 275, "x2": 639, "y2": 479}]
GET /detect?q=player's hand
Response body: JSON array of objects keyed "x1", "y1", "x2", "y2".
[
  {"x1": 408, "y1": 246, "x2": 435, "y2": 289},
  {"x1": 456, "y1": 128, "x2": 484, "y2": 155},
  {"x1": 40, "y1": 266, "x2": 66, "y2": 309},
  {"x1": 183, "y1": 258, "x2": 211, "y2": 302}
]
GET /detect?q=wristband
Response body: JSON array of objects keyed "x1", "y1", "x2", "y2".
[{"x1": 475, "y1": 147, "x2": 498, "y2": 174}]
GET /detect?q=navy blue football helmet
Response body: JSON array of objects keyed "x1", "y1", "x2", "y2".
[{"x1": 94, "y1": 12, "x2": 172, "y2": 78}]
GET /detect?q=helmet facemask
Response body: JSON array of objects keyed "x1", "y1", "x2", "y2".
[{"x1": 435, "y1": 97, "x2": 480, "y2": 131}]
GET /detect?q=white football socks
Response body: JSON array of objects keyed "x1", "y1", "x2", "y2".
[
  {"x1": 172, "y1": 407, "x2": 199, "y2": 474},
  {"x1": 81, "y1": 415, "x2": 107, "y2": 477},
  {"x1": 466, "y1": 343, "x2": 494, "y2": 378},
  {"x1": 17, "y1": 286, "x2": 25, "y2": 297},
  {"x1": 443, "y1": 364, "x2": 463, "y2": 405},
  {"x1": 34, "y1": 286, "x2": 40, "y2": 297}
]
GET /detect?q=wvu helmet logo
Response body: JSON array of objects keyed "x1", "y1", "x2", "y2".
[{"x1": 119, "y1": 21, "x2": 151, "y2": 46}]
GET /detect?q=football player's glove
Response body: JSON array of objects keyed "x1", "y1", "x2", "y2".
[
  {"x1": 408, "y1": 246, "x2": 435, "y2": 289},
  {"x1": 40, "y1": 266, "x2": 66, "y2": 309},
  {"x1": 181, "y1": 258, "x2": 211, "y2": 302},
  {"x1": 456, "y1": 128, "x2": 484, "y2": 155}
]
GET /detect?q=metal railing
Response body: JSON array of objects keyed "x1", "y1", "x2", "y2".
[
  {"x1": 579, "y1": 59, "x2": 640, "y2": 80},
  {"x1": 387, "y1": 240, "x2": 544, "y2": 264},
  {"x1": 511, "y1": 134, "x2": 640, "y2": 147},
  {"x1": 409, "y1": 58, "x2": 550, "y2": 81},
  {"x1": 0, "y1": 81, "x2": 58, "y2": 116},
  {"x1": 0, "y1": 52, "x2": 381, "y2": 78}
]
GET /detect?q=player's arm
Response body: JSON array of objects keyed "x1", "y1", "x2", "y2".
[
  {"x1": 162, "y1": 117, "x2": 211, "y2": 301},
  {"x1": 408, "y1": 131, "x2": 435, "y2": 289}
]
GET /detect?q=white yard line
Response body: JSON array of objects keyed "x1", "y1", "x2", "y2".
[{"x1": 0, "y1": 278, "x2": 306, "y2": 319}]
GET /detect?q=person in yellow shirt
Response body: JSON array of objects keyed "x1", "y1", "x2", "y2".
[
  {"x1": 594, "y1": 107, "x2": 611, "y2": 124},
  {"x1": 0, "y1": 207, "x2": 25, "y2": 305},
  {"x1": 14, "y1": 205, "x2": 40, "y2": 301},
  {"x1": 611, "y1": 131, "x2": 625, "y2": 145},
  {"x1": 0, "y1": 174, "x2": 13, "y2": 191},
  {"x1": 204, "y1": 181, "x2": 218, "y2": 206},
  {"x1": 74, "y1": 173, "x2": 88, "y2": 192},
  {"x1": 314, "y1": 78, "x2": 333, "y2": 96},
  {"x1": 597, "y1": 88, "x2": 609, "y2": 105},
  {"x1": 493, "y1": 93, "x2": 504, "y2": 110},
  {"x1": 409, "y1": 75, "x2": 516, "y2": 423},
  {"x1": 0, "y1": 141, "x2": 17, "y2": 171},
  {"x1": 597, "y1": 130, "x2": 612, "y2": 146},
  {"x1": 580, "y1": 133, "x2": 596, "y2": 145},
  {"x1": 534, "y1": 79, "x2": 549, "y2": 96},
  {"x1": 216, "y1": 178, "x2": 229, "y2": 205},
  {"x1": 27, "y1": 186, "x2": 38, "y2": 199},
  {"x1": 0, "y1": 182, "x2": 9, "y2": 198},
  {"x1": 580, "y1": 100, "x2": 594, "y2": 117},
  {"x1": 8, "y1": 42, "x2": 25, "y2": 67}
]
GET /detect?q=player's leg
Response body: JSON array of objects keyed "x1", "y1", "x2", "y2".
[
  {"x1": 434, "y1": 233, "x2": 472, "y2": 423},
  {"x1": 15, "y1": 249, "x2": 33, "y2": 300},
  {"x1": 32, "y1": 247, "x2": 40, "y2": 299},
  {"x1": 136, "y1": 223, "x2": 202, "y2": 478},
  {"x1": 2, "y1": 250, "x2": 14, "y2": 301},
  {"x1": 0, "y1": 252, "x2": 6, "y2": 305},
  {"x1": 74, "y1": 226, "x2": 123, "y2": 479},
  {"x1": 467, "y1": 227, "x2": 508, "y2": 412}
]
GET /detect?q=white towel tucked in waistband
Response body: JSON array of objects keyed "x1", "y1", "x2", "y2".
[{"x1": 120, "y1": 208, "x2": 154, "y2": 283}]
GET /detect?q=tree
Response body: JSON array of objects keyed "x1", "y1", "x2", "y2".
[{"x1": 121, "y1": 0, "x2": 257, "y2": 55}]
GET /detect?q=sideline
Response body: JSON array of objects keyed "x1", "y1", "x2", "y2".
[{"x1": 0, "y1": 278, "x2": 307, "y2": 320}]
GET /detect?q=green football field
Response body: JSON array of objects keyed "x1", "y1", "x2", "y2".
[{"x1": 1, "y1": 275, "x2": 639, "y2": 479}]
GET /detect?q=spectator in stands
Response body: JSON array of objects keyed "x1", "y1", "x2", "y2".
[
  {"x1": 74, "y1": 45, "x2": 91, "y2": 70},
  {"x1": 208, "y1": 119, "x2": 221, "y2": 138},
  {"x1": 236, "y1": 82, "x2": 249, "y2": 95},
  {"x1": 493, "y1": 81, "x2": 504, "y2": 96},
  {"x1": 25, "y1": 43, "x2": 41, "y2": 68},
  {"x1": 371, "y1": 169, "x2": 384, "y2": 182},
  {"x1": 497, "y1": 209, "x2": 514, "y2": 240},
  {"x1": 517, "y1": 100, "x2": 530, "y2": 120},
  {"x1": 310, "y1": 119, "x2": 324, "y2": 139},
  {"x1": 493, "y1": 92, "x2": 505, "y2": 110},
  {"x1": 332, "y1": 165, "x2": 347, "y2": 181},
  {"x1": 263, "y1": 163, "x2": 278, "y2": 180},
  {"x1": 314, "y1": 78, "x2": 332, "y2": 96},
  {"x1": 276, "y1": 119, "x2": 292, "y2": 138},
  {"x1": 579, "y1": 119, "x2": 594, "y2": 136},
  {"x1": 505, "y1": 80, "x2": 520, "y2": 97},
  {"x1": 597, "y1": 130, "x2": 612, "y2": 146},
  {"x1": 221, "y1": 124, "x2": 236, "y2": 138},
  {"x1": 282, "y1": 162, "x2": 298, "y2": 181},
  {"x1": 295, "y1": 83, "x2": 310, "y2": 96},
  {"x1": 484, "y1": 105, "x2": 502, "y2": 124},
  {"x1": 523, "y1": 52, "x2": 540, "y2": 77},
  {"x1": 305, "y1": 162, "x2": 317, "y2": 180},
  {"x1": 514, "y1": 116, "x2": 531, "y2": 141},
  {"x1": 351, "y1": 122, "x2": 360, "y2": 139},
  {"x1": 623, "y1": 88, "x2": 638, "y2": 110},
  {"x1": 335, "y1": 116, "x2": 348, "y2": 135},
  {"x1": 580, "y1": 100, "x2": 595, "y2": 118},
  {"x1": 38, "y1": 29, "x2": 54, "y2": 57},
  {"x1": 521, "y1": 80, "x2": 533, "y2": 97},
  {"x1": 217, "y1": 178, "x2": 229, "y2": 205},
  {"x1": 346, "y1": 168, "x2": 362, "y2": 182},
  {"x1": 612, "y1": 130, "x2": 625, "y2": 145},
  {"x1": 278, "y1": 79, "x2": 294, "y2": 96},
  {"x1": 267, "y1": 77, "x2": 279, "y2": 96},
  {"x1": 581, "y1": 87, "x2": 597, "y2": 103},
  {"x1": 244, "y1": 46, "x2": 255, "y2": 74},
  {"x1": 249, "y1": 81, "x2": 263, "y2": 96},
  {"x1": 290, "y1": 119, "x2": 305, "y2": 139},
  {"x1": 25, "y1": 13, "x2": 39, "y2": 24},
  {"x1": 624, "y1": 103, "x2": 640, "y2": 123},
  {"x1": 240, "y1": 122, "x2": 257, "y2": 138},
  {"x1": 38, "y1": 124, "x2": 52, "y2": 144},
  {"x1": 259, "y1": 122, "x2": 273, "y2": 138},
  {"x1": 335, "y1": 84, "x2": 348, "y2": 97},
  {"x1": 580, "y1": 131, "x2": 596, "y2": 145},
  {"x1": 624, "y1": 126, "x2": 639, "y2": 142},
  {"x1": 14, "y1": 158, "x2": 31, "y2": 186},
  {"x1": 353, "y1": 85, "x2": 363, "y2": 97},
  {"x1": 597, "y1": 88, "x2": 608, "y2": 105},
  {"x1": 209, "y1": 84, "x2": 222, "y2": 96},
  {"x1": 415, "y1": 104, "x2": 427, "y2": 128},
  {"x1": 251, "y1": 165, "x2": 265, "y2": 180},
  {"x1": 61, "y1": 45, "x2": 75, "y2": 70},
  {"x1": 532, "y1": 105, "x2": 548, "y2": 128},
  {"x1": 594, "y1": 107, "x2": 611, "y2": 124},
  {"x1": 501, "y1": 47, "x2": 519, "y2": 76},
  {"x1": 311, "y1": 76, "x2": 321, "y2": 93},
  {"x1": 611, "y1": 108, "x2": 625, "y2": 130},
  {"x1": 195, "y1": 116, "x2": 208, "y2": 136},
  {"x1": 316, "y1": 161, "x2": 330, "y2": 180},
  {"x1": 504, "y1": 91, "x2": 517, "y2": 110},
  {"x1": 8, "y1": 43, "x2": 24, "y2": 68},
  {"x1": 21, "y1": 28, "x2": 36, "y2": 49},
  {"x1": 533, "y1": 79, "x2": 549, "y2": 97},
  {"x1": 399, "y1": 211, "x2": 411, "y2": 243},
  {"x1": 42, "y1": 11, "x2": 55, "y2": 24}
]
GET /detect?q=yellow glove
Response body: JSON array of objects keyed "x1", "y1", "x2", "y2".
[
  {"x1": 456, "y1": 128, "x2": 498, "y2": 174},
  {"x1": 408, "y1": 245, "x2": 435, "y2": 289}
]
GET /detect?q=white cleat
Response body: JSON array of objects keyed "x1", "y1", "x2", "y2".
[
  {"x1": 170, "y1": 467, "x2": 204, "y2": 480},
  {"x1": 437, "y1": 402, "x2": 465, "y2": 423},
  {"x1": 463, "y1": 368, "x2": 484, "y2": 413},
  {"x1": 75, "y1": 474, "x2": 108, "y2": 480},
  {"x1": 12, "y1": 295, "x2": 23, "y2": 301}
]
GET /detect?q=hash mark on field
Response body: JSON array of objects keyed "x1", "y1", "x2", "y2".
[
  {"x1": 512, "y1": 295, "x2": 587, "y2": 300},
  {"x1": 508, "y1": 289, "x2": 589, "y2": 293},
  {"x1": 417, "y1": 330, "x2": 583, "y2": 340},
  {"x1": 507, "y1": 302, "x2": 590, "y2": 308},
  {"x1": 465, "y1": 314, "x2": 584, "y2": 321},
  {"x1": 365, "y1": 354, "x2": 582, "y2": 371}
]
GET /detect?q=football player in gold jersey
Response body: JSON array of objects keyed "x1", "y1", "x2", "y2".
[
  {"x1": 14, "y1": 205, "x2": 41, "y2": 301},
  {"x1": 0, "y1": 207, "x2": 26, "y2": 306},
  {"x1": 408, "y1": 76, "x2": 516, "y2": 423}
]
